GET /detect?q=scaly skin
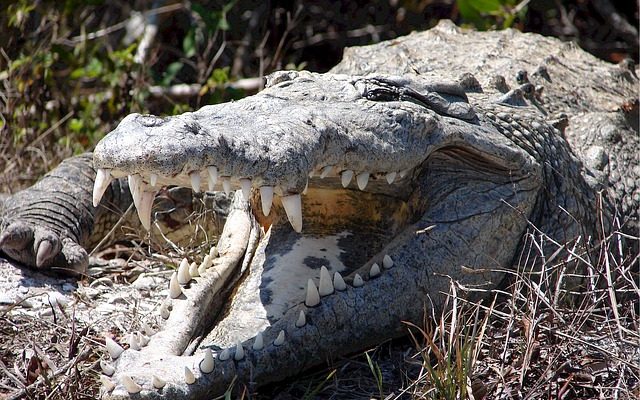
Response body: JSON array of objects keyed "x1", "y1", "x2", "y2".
[{"x1": 0, "y1": 21, "x2": 637, "y2": 398}]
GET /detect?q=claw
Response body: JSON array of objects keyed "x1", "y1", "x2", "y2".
[{"x1": 36, "y1": 239, "x2": 57, "y2": 268}]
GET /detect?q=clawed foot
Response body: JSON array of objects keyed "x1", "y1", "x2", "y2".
[{"x1": 0, "y1": 220, "x2": 88, "y2": 275}]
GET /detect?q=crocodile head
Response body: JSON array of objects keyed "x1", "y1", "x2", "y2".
[{"x1": 92, "y1": 71, "x2": 542, "y2": 398}]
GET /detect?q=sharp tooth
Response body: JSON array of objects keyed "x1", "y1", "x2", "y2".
[
  {"x1": 177, "y1": 258, "x2": 191, "y2": 285},
  {"x1": 221, "y1": 177, "x2": 231, "y2": 194},
  {"x1": 190, "y1": 172, "x2": 201, "y2": 193},
  {"x1": 149, "y1": 173, "x2": 158, "y2": 187},
  {"x1": 305, "y1": 278, "x2": 320, "y2": 307},
  {"x1": 218, "y1": 348, "x2": 230, "y2": 361},
  {"x1": 259, "y1": 186, "x2": 274, "y2": 216},
  {"x1": 370, "y1": 263, "x2": 381, "y2": 277},
  {"x1": 240, "y1": 178, "x2": 252, "y2": 200},
  {"x1": 341, "y1": 170, "x2": 353, "y2": 187},
  {"x1": 128, "y1": 175, "x2": 142, "y2": 209},
  {"x1": 210, "y1": 246, "x2": 218, "y2": 258},
  {"x1": 302, "y1": 179, "x2": 308, "y2": 195},
  {"x1": 200, "y1": 349, "x2": 215, "y2": 374},
  {"x1": 253, "y1": 332, "x2": 264, "y2": 350},
  {"x1": 281, "y1": 194, "x2": 302, "y2": 233},
  {"x1": 295, "y1": 310, "x2": 306, "y2": 327},
  {"x1": 333, "y1": 272, "x2": 347, "y2": 291},
  {"x1": 207, "y1": 166, "x2": 218, "y2": 191},
  {"x1": 356, "y1": 172, "x2": 370, "y2": 190},
  {"x1": 399, "y1": 168, "x2": 410, "y2": 178},
  {"x1": 318, "y1": 266, "x2": 334, "y2": 296},
  {"x1": 385, "y1": 172, "x2": 397, "y2": 184},
  {"x1": 100, "y1": 375, "x2": 116, "y2": 392},
  {"x1": 184, "y1": 367, "x2": 195, "y2": 384},
  {"x1": 169, "y1": 272, "x2": 183, "y2": 299},
  {"x1": 353, "y1": 273, "x2": 364, "y2": 287},
  {"x1": 189, "y1": 261, "x2": 199, "y2": 277},
  {"x1": 234, "y1": 342, "x2": 244, "y2": 360},
  {"x1": 320, "y1": 165, "x2": 333, "y2": 178},
  {"x1": 128, "y1": 332, "x2": 140, "y2": 351},
  {"x1": 137, "y1": 332, "x2": 149, "y2": 347},
  {"x1": 100, "y1": 360, "x2": 115, "y2": 376},
  {"x1": 199, "y1": 255, "x2": 212, "y2": 275},
  {"x1": 273, "y1": 330, "x2": 285, "y2": 346},
  {"x1": 383, "y1": 254, "x2": 394, "y2": 269},
  {"x1": 143, "y1": 322, "x2": 156, "y2": 336},
  {"x1": 160, "y1": 303, "x2": 170, "y2": 319},
  {"x1": 137, "y1": 190, "x2": 155, "y2": 230},
  {"x1": 152, "y1": 375, "x2": 166, "y2": 389},
  {"x1": 105, "y1": 337, "x2": 124, "y2": 359},
  {"x1": 122, "y1": 376, "x2": 142, "y2": 394},
  {"x1": 92, "y1": 168, "x2": 112, "y2": 207}
]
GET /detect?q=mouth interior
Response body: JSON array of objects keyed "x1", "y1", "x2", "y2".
[{"x1": 200, "y1": 175, "x2": 418, "y2": 349}]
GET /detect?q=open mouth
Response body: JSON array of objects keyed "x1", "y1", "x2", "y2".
[{"x1": 91, "y1": 71, "x2": 539, "y2": 398}]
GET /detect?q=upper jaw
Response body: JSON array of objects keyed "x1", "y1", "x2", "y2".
[{"x1": 93, "y1": 72, "x2": 443, "y2": 197}]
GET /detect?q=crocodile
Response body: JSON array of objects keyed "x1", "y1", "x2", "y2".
[{"x1": 1, "y1": 21, "x2": 637, "y2": 399}]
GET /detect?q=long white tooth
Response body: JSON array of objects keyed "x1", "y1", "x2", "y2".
[
  {"x1": 189, "y1": 261, "x2": 199, "y2": 277},
  {"x1": 198, "y1": 255, "x2": 212, "y2": 275},
  {"x1": 207, "y1": 166, "x2": 218, "y2": 191},
  {"x1": 137, "y1": 190, "x2": 155, "y2": 230},
  {"x1": 149, "y1": 173, "x2": 158, "y2": 187},
  {"x1": 399, "y1": 168, "x2": 411, "y2": 178},
  {"x1": 253, "y1": 332, "x2": 264, "y2": 350},
  {"x1": 128, "y1": 332, "x2": 140, "y2": 351},
  {"x1": 100, "y1": 375, "x2": 116, "y2": 392},
  {"x1": 273, "y1": 330, "x2": 285, "y2": 346},
  {"x1": 105, "y1": 337, "x2": 124, "y2": 359},
  {"x1": 341, "y1": 170, "x2": 353, "y2": 187},
  {"x1": 200, "y1": 349, "x2": 215, "y2": 374},
  {"x1": 100, "y1": 360, "x2": 115, "y2": 376},
  {"x1": 353, "y1": 273, "x2": 364, "y2": 287},
  {"x1": 169, "y1": 272, "x2": 182, "y2": 299},
  {"x1": 184, "y1": 367, "x2": 195, "y2": 384},
  {"x1": 385, "y1": 172, "x2": 397, "y2": 184},
  {"x1": 383, "y1": 254, "x2": 394, "y2": 269},
  {"x1": 295, "y1": 310, "x2": 306, "y2": 327},
  {"x1": 128, "y1": 175, "x2": 142, "y2": 209},
  {"x1": 356, "y1": 172, "x2": 370, "y2": 190},
  {"x1": 137, "y1": 332, "x2": 149, "y2": 347},
  {"x1": 318, "y1": 266, "x2": 334, "y2": 296},
  {"x1": 160, "y1": 303, "x2": 170, "y2": 319},
  {"x1": 305, "y1": 278, "x2": 320, "y2": 307},
  {"x1": 190, "y1": 172, "x2": 201, "y2": 193},
  {"x1": 122, "y1": 376, "x2": 142, "y2": 394},
  {"x1": 143, "y1": 322, "x2": 156, "y2": 337},
  {"x1": 152, "y1": 375, "x2": 166, "y2": 389},
  {"x1": 239, "y1": 178, "x2": 252, "y2": 200},
  {"x1": 210, "y1": 246, "x2": 218, "y2": 257},
  {"x1": 281, "y1": 194, "x2": 302, "y2": 233},
  {"x1": 333, "y1": 272, "x2": 347, "y2": 291},
  {"x1": 302, "y1": 179, "x2": 308, "y2": 195},
  {"x1": 221, "y1": 177, "x2": 231, "y2": 194},
  {"x1": 234, "y1": 342, "x2": 244, "y2": 360},
  {"x1": 259, "y1": 186, "x2": 274, "y2": 216},
  {"x1": 218, "y1": 348, "x2": 230, "y2": 361},
  {"x1": 92, "y1": 168, "x2": 112, "y2": 207},
  {"x1": 369, "y1": 263, "x2": 381, "y2": 277},
  {"x1": 177, "y1": 258, "x2": 191, "y2": 285},
  {"x1": 320, "y1": 165, "x2": 333, "y2": 178}
]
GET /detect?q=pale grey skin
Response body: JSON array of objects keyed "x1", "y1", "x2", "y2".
[{"x1": 1, "y1": 21, "x2": 638, "y2": 399}]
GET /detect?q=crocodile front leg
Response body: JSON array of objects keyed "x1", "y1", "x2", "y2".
[{"x1": 0, "y1": 153, "x2": 132, "y2": 274}]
